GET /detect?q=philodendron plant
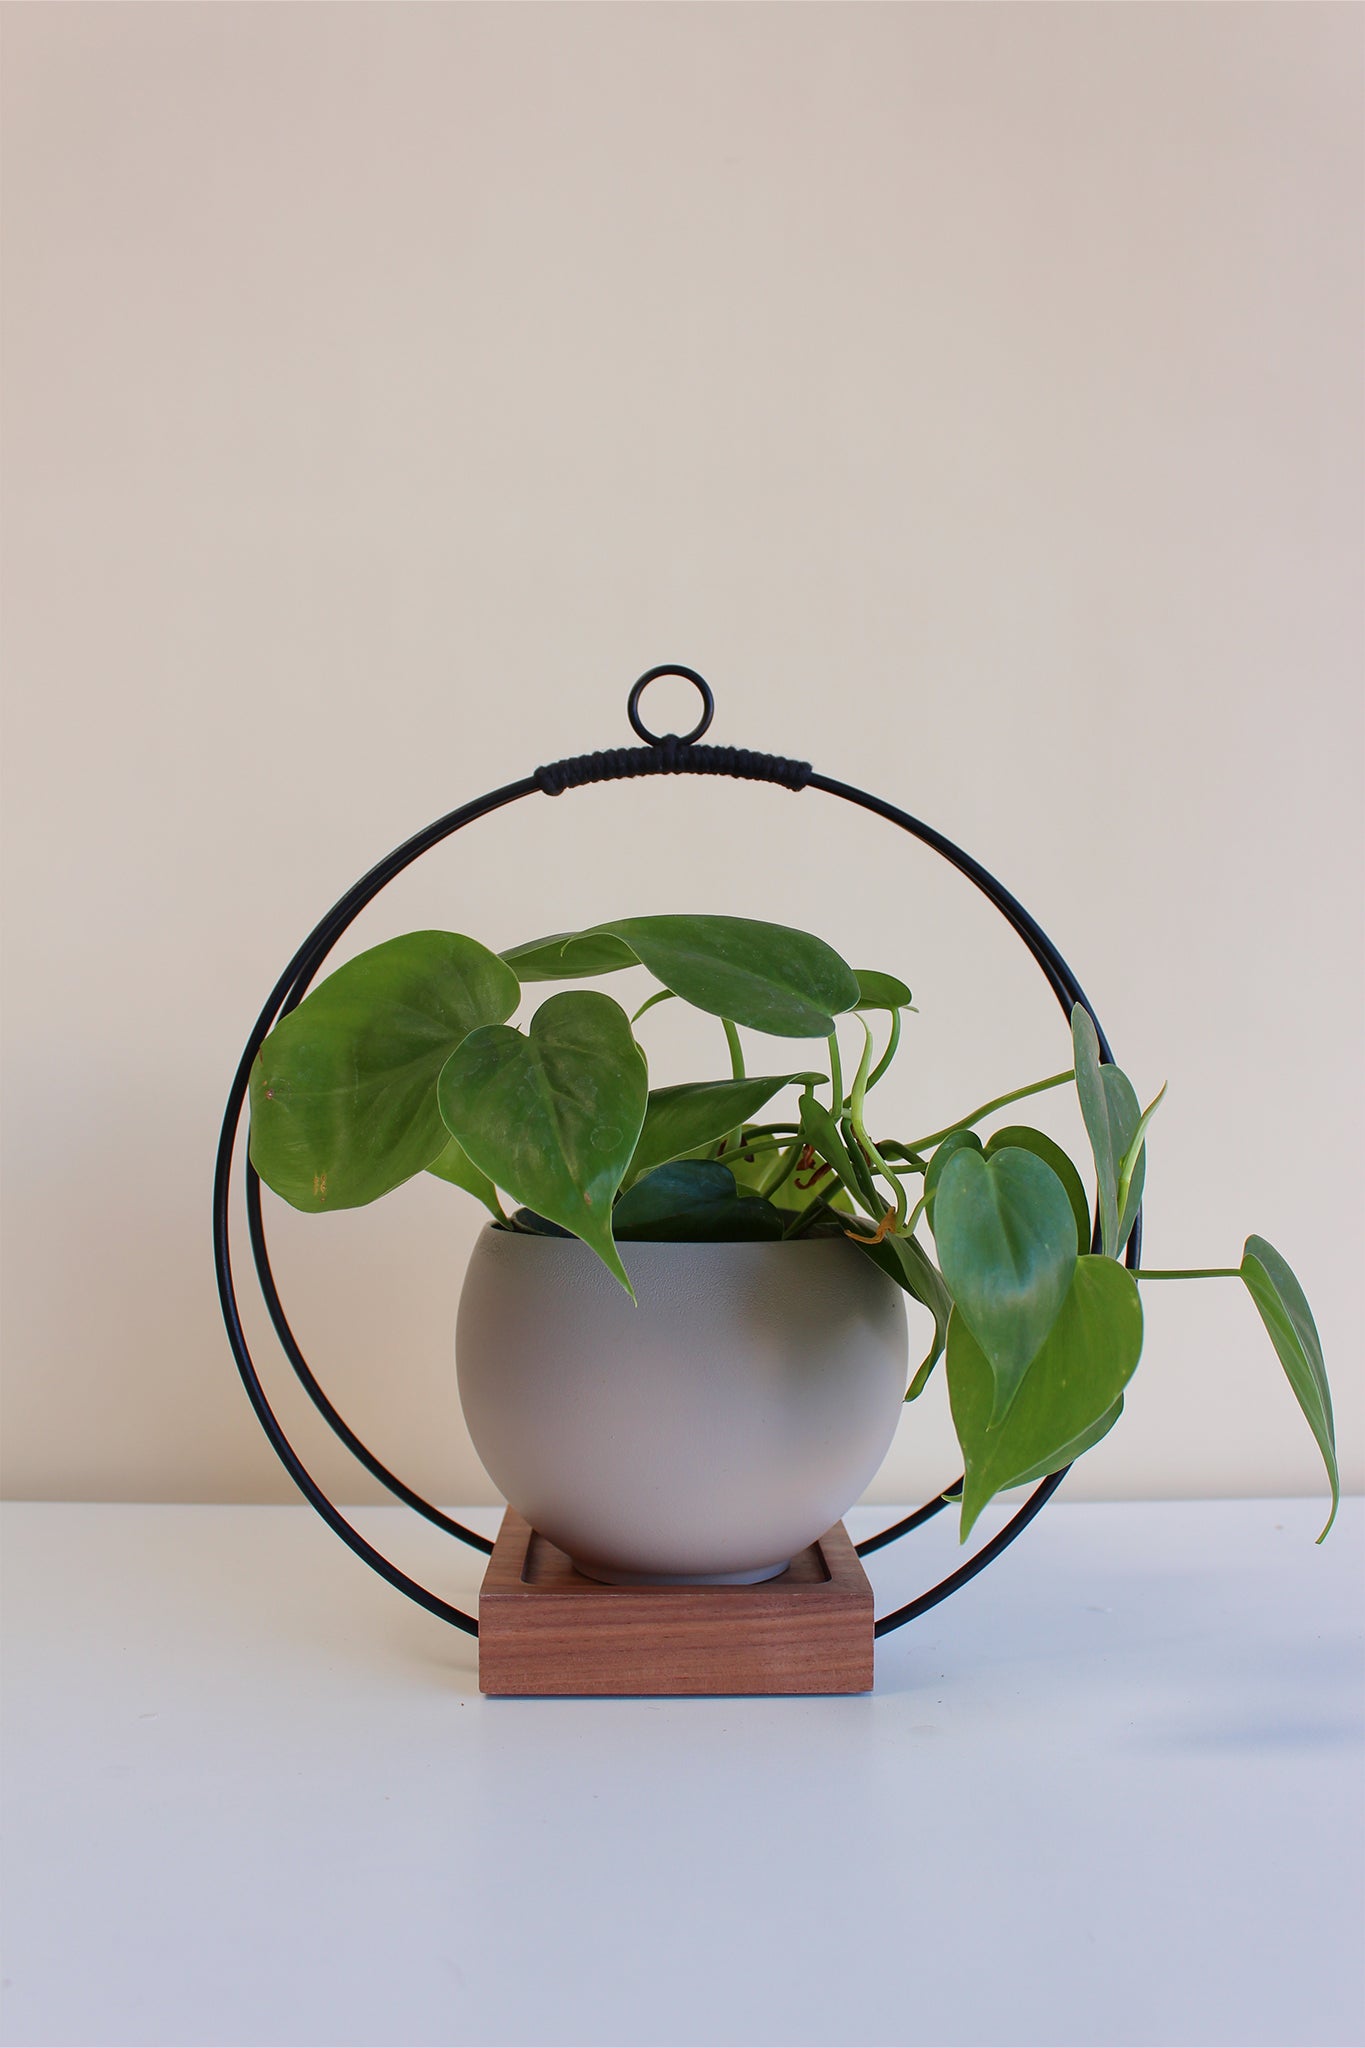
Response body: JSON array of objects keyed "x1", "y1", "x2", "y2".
[{"x1": 249, "y1": 915, "x2": 1338, "y2": 1542}]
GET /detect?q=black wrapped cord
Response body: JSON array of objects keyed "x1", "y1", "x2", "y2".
[{"x1": 536, "y1": 737, "x2": 811, "y2": 795}]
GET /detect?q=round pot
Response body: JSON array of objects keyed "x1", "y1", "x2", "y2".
[{"x1": 456, "y1": 1227, "x2": 909, "y2": 1584}]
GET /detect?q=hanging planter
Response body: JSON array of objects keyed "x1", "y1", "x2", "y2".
[{"x1": 214, "y1": 668, "x2": 1338, "y2": 1695}]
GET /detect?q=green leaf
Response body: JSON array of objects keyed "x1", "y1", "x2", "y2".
[
  {"x1": 934, "y1": 1146, "x2": 1079, "y2": 1423},
  {"x1": 1071, "y1": 1006, "x2": 1147, "y2": 1258},
  {"x1": 626, "y1": 1074, "x2": 819, "y2": 1186},
  {"x1": 923, "y1": 1129, "x2": 983, "y2": 1232},
  {"x1": 1104, "y1": 1067, "x2": 1147, "y2": 1255},
  {"x1": 798, "y1": 1095, "x2": 878, "y2": 1216},
  {"x1": 1115, "y1": 1082, "x2": 1165, "y2": 1252},
  {"x1": 854, "y1": 969, "x2": 914, "y2": 1010},
  {"x1": 601, "y1": 915, "x2": 860, "y2": 1037},
  {"x1": 437, "y1": 991, "x2": 647, "y2": 1294},
  {"x1": 612, "y1": 1161, "x2": 784, "y2": 1241},
  {"x1": 501, "y1": 930, "x2": 640, "y2": 981},
  {"x1": 507, "y1": 916, "x2": 860, "y2": 1037},
  {"x1": 426, "y1": 1134, "x2": 504, "y2": 1221},
  {"x1": 249, "y1": 932, "x2": 520, "y2": 1212},
  {"x1": 1071, "y1": 1005, "x2": 1114, "y2": 1254},
  {"x1": 1240, "y1": 1236, "x2": 1338, "y2": 1540},
  {"x1": 856, "y1": 1231, "x2": 953, "y2": 1398},
  {"x1": 986, "y1": 1125, "x2": 1092, "y2": 1255},
  {"x1": 948, "y1": 1257, "x2": 1144, "y2": 1539},
  {"x1": 1002, "y1": 1394, "x2": 1126, "y2": 1491}
]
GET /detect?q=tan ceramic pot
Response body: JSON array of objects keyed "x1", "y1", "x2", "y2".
[{"x1": 456, "y1": 1228, "x2": 909, "y2": 1584}]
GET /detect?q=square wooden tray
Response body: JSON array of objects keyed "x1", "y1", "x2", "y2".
[{"x1": 478, "y1": 1508, "x2": 874, "y2": 1696}]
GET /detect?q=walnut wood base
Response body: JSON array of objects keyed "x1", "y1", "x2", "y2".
[{"x1": 478, "y1": 1508, "x2": 874, "y2": 1696}]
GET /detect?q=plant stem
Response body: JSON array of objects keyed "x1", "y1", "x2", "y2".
[
  {"x1": 728, "y1": 1135, "x2": 788, "y2": 1163},
  {"x1": 723, "y1": 1019, "x2": 745, "y2": 1081},
  {"x1": 848, "y1": 1029, "x2": 908, "y2": 1227},
  {"x1": 756, "y1": 1139, "x2": 803, "y2": 1199},
  {"x1": 849, "y1": 1020, "x2": 874, "y2": 1128},
  {"x1": 875, "y1": 1142, "x2": 927, "y2": 1173},
  {"x1": 1133, "y1": 1267, "x2": 1241, "y2": 1281},
  {"x1": 714, "y1": 1018, "x2": 747, "y2": 1158},
  {"x1": 869, "y1": 1146, "x2": 908, "y2": 1228},
  {"x1": 826, "y1": 1030, "x2": 844, "y2": 1112},
  {"x1": 865, "y1": 1006, "x2": 902, "y2": 1094},
  {"x1": 906, "y1": 1069, "x2": 1075, "y2": 1152}
]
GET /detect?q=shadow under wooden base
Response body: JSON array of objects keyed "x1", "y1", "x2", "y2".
[{"x1": 478, "y1": 1509, "x2": 874, "y2": 1696}]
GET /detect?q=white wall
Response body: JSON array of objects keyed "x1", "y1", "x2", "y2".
[{"x1": 3, "y1": 2, "x2": 1361, "y2": 1513}]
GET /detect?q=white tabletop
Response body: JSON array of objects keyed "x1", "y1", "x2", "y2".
[{"x1": 2, "y1": 1496, "x2": 1361, "y2": 2048}]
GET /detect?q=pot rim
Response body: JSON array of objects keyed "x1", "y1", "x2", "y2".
[{"x1": 478, "y1": 1221, "x2": 874, "y2": 1255}]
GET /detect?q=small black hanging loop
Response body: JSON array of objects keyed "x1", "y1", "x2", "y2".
[{"x1": 627, "y1": 665, "x2": 715, "y2": 746}]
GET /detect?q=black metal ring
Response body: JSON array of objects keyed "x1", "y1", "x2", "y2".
[
  {"x1": 215, "y1": 670, "x2": 1139, "y2": 1649},
  {"x1": 627, "y1": 665, "x2": 714, "y2": 745}
]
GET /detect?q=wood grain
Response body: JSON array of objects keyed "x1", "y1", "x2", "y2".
[{"x1": 478, "y1": 1509, "x2": 874, "y2": 1696}]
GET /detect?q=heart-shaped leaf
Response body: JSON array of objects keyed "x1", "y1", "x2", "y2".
[
  {"x1": 612, "y1": 1161, "x2": 784, "y2": 1241},
  {"x1": 997, "y1": 1393, "x2": 1126, "y2": 1491},
  {"x1": 855, "y1": 1231, "x2": 953, "y2": 1398},
  {"x1": 986, "y1": 1125, "x2": 1091, "y2": 1256},
  {"x1": 1071, "y1": 1005, "x2": 1147, "y2": 1257},
  {"x1": 1240, "y1": 1235, "x2": 1338, "y2": 1540},
  {"x1": 934, "y1": 1145, "x2": 1079, "y2": 1423},
  {"x1": 426, "y1": 1134, "x2": 503, "y2": 1221},
  {"x1": 854, "y1": 969, "x2": 914, "y2": 1010},
  {"x1": 626, "y1": 1073, "x2": 819, "y2": 1186},
  {"x1": 613, "y1": 916, "x2": 861, "y2": 1036},
  {"x1": 507, "y1": 916, "x2": 860, "y2": 1037},
  {"x1": 923, "y1": 1129, "x2": 984, "y2": 1232},
  {"x1": 437, "y1": 991, "x2": 647, "y2": 1293},
  {"x1": 948, "y1": 1256, "x2": 1144, "y2": 1538},
  {"x1": 501, "y1": 930, "x2": 640, "y2": 981},
  {"x1": 249, "y1": 932, "x2": 520, "y2": 1211}
]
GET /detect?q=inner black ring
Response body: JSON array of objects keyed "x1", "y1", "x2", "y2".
[{"x1": 627, "y1": 666, "x2": 715, "y2": 745}]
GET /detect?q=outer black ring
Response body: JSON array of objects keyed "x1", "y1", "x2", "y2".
[
  {"x1": 214, "y1": 708, "x2": 1140, "y2": 1646},
  {"x1": 627, "y1": 666, "x2": 714, "y2": 745},
  {"x1": 213, "y1": 776, "x2": 539, "y2": 1638}
]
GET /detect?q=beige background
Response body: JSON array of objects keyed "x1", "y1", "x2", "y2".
[{"x1": 3, "y1": 2, "x2": 1361, "y2": 1515}]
